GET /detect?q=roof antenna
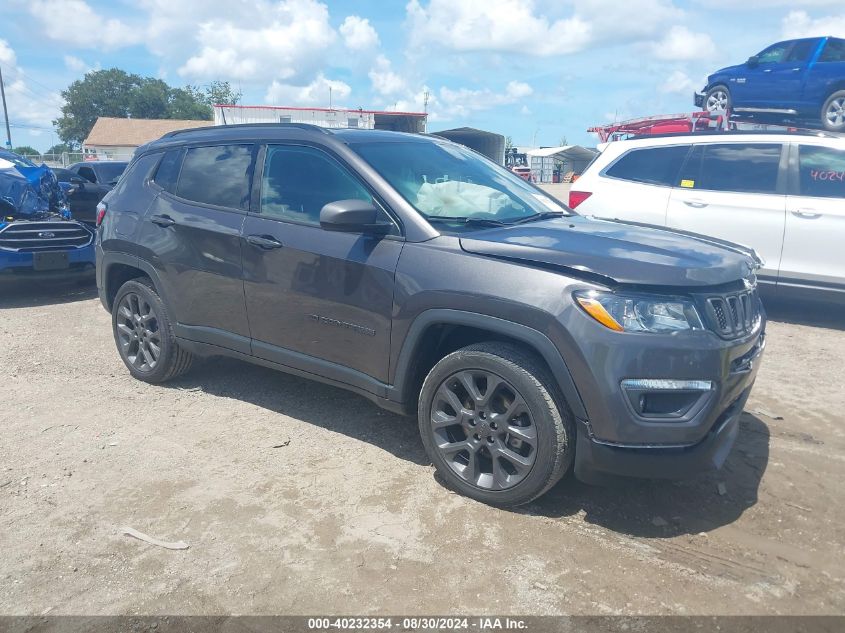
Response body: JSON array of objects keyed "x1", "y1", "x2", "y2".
[{"x1": 329, "y1": 86, "x2": 332, "y2": 110}]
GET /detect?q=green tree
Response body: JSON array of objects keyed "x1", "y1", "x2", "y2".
[
  {"x1": 186, "y1": 80, "x2": 242, "y2": 107},
  {"x1": 12, "y1": 145, "x2": 39, "y2": 157},
  {"x1": 54, "y1": 68, "x2": 218, "y2": 146},
  {"x1": 46, "y1": 143, "x2": 72, "y2": 155}
]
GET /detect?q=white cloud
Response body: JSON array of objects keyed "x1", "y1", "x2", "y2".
[
  {"x1": 177, "y1": 0, "x2": 336, "y2": 82},
  {"x1": 63, "y1": 55, "x2": 87, "y2": 73},
  {"x1": 574, "y1": 0, "x2": 683, "y2": 42},
  {"x1": 782, "y1": 10, "x2": 845, "y2": 39},
  {"x1": 438, "y1": 81, "x2": 534, "y2": 117},
  {"x1": 368, "y1": 55, "x2": 406, "y2": 96},
  {"x1": 406, "y1": 0, "x2": 592, "y2": 56},
  {"x1": 659, "y1": 70, "x2": 698, "y2": 95},
  {"x1": 649, "y1": 25, "x2": 715, "y2": 61},
  {"x1": 265, "y1": 74, "x2": 351, "y2": 105},
  {"x1": 28, "y1": 0, "x2": 142, "y2": 49},
  {"x1": 340, "y1": 15, "x2": 379, "y2": 50},
  {"x1": 0, "y1": 40, "x2": 63, "y2": 137}
]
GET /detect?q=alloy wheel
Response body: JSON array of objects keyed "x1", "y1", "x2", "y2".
[
  {"x1": 116, "y1": 292, "x2": 162, "y2": 372},
  {"x1": 429, "y1": 370, "x2": 537, "y2": 490},
  {"x1": 706, "y1": 90, "x2": 729, "y2": 112},
  {"x1": 826, "y1": 98, "x2": 845, "y2": 127}
]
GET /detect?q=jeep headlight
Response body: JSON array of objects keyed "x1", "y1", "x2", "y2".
[{"x1": 574, "y1": 290, "x2": 703, "y2": 333}]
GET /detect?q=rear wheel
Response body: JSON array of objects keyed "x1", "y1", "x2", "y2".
[
  {"x1": 822, "y1": 90, "x2": 845, "y2": 132},
  {"x1": 418, "y1": 343, "x2": 574, "y2": 506},
  {"x1": 112, "y1": 278, "x2": 193, "y2": 383}
]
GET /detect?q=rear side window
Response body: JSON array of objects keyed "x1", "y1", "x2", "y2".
[
  {"x1": 77, "y1": 166, "x2": 97, "y2": 183},
  {"x1": 260, "y1": 145, "x2": 372, "y2": 225},
  {"x1": 785, "y1": 40, "x2": 817, "y2": 62},
  {"x1": 797, "y1": 145, "x2": 845, "y2": 198},
  {"x1": 819, "y1": 38, "x2": 845, "y2": 62},
  {"x1": 679, "y1": 144, "x2": 782, "y2": 194},
  {"x1": 604, "y1": 145, "x2": 690, "y2": 186},
  {"x1": 153, "y1": 149, "x2": 183, "y2": 193},
  {"x1": 175, "y1": 144, "x2": 254, "y2": 210}
]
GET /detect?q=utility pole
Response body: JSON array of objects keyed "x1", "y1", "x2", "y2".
[{"x1": 0, "y1": 64, "x2": 12, "y2": 149}]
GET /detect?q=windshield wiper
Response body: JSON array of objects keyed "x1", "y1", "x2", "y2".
[
  {"x1": 510, "y1": 211, "x2": 567, "y2": 225},
  {"x1": 426, "y1": 216, "x2": 508, "y2": 227}
]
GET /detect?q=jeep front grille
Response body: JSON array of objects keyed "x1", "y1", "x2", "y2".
[
  {"x1": 702, "y1": 290, "x2": 761, "y2": 339},
  {"x1": 0, "y1": 221, "x2": 93, "y2": 252}
]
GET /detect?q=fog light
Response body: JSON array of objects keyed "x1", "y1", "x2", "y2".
[{"x1": 621, "y1": 379, "x2": 712, "y2": 391}]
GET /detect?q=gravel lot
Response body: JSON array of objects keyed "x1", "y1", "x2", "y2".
[{"x1": 1, "y1": 278, "x2": 844, "y2": 616}]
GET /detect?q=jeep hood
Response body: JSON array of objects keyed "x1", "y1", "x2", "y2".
[
  {"x1": 0, "y1": 150, "x2": 70, "y2": 221},
  {"x1": 459, "y1": 216, "x2": 759, "y2": 287}
]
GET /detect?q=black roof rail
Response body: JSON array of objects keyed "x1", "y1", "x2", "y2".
[{"x1": 161, "y1": 122, "x2": 332, "y2": 139}]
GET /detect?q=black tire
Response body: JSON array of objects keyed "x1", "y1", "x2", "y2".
[
  {"x1": 704, "y1": 85, "x2": 731, "y2": 113},
  {"x1": 112, "y1": 277, "x2": 193, "y2": 383},
  {"x1": 418, "y1": 342, "x2": 574, "y2": 507},
  {"x1": 821, "y1": 90, "x2": 845, "y2": 132}
]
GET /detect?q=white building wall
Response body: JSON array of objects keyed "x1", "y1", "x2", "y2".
[{"x1": 215, "y1": 106, "x2": 377, "y2": 129}]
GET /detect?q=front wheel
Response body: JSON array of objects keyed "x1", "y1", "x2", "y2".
[
  {"x1": 704, "y1": 85, "x2": 731, "y2": 113},
  {"x1": 418, "y1": 343, "x2": 574, "y2": 506},
  {"x1": 822, "y1": 90, "x2": 845, "y2": 132}
]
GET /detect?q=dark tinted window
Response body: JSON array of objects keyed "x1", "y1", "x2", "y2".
[
  {"x1": 51, "y1": 168, "x2": 74, "y2": 182},
  {"x1": 153, "y1": 149, "x2": 183, "y2": 193},
  {"x1": 819, "y1": 38, "x2": 845, "y2": 62},
  {"x1": 77, "y1": 166, "x2": 97, "y2": 183},
  {"x1": 785, "y1": 40, "x2": 817, "y2": 62},
  {"x1": 605, "y1": 145, "x2": 690, "y2": 186},
  {"x1": 95, "y1": 162, "x2": 128, "y2": 184},
  {"x1": 260, "y1": 145, "x2": 371, "y2": 224},
  {"x1": 680, "y1": 144, "x2": 782, "y2": 194},
  {"x1": 175, "y1": 145, "x2": 253, "y2": 210},
  {"x1": 798, "y1": 145, "x2": 845, "y2": 198}
]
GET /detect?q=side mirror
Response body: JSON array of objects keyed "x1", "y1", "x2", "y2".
[
  {"x1": 319, "y1": 199, "x2": 392, "y2": 235},
  {"x1": 747, "y1": 55, "x2": 759, "y2": 68},
  {"x1": 71, "y1": 176, "x2": 87, "y2": 186}
]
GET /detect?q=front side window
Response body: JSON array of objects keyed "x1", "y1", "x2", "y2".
[
  {"x1": 756, "y1": 42, "x2": 790, "y2": 64},
  {"x1": 351, "y1": 140, "x2": 569, "y2": 225},
  {"x1": 175, "y1": 144, "x2": 253, "y2": 210},
  {"x1": 260, "y1": 145, "x2": 372, "y2": 225},
  {"x1": 819, "y1": 38, "x2": 845, "y2": 62},
  {"x1": 798, "y1": 145, "x2": 845, "y2": 199},
  {"x1": 679, "y1": 144, "x2": 782, "y2": 194},
  {"x1": 605, "y1": 145, "x2": 690, "y2": 186}
]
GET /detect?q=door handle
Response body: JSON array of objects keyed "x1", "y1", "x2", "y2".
[
  {"x1": 792, "y1": 209, "x2": 822, "y2": 219},
  {"x1": 682, "y1": 199, "x2": 709, "y2": 208},
  {"x1": 150, "y1": 214, "x2": 176, "y2": 228},
  {"x1": 246, "y1": 234, "x2": 284, "y2": 249},
  {"x1": 791, "y1": 68, "x2": 801, "y2": 72}
]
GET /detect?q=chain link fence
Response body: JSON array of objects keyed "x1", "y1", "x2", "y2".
[{"x1": 14, "y1": 152, "x2": 135, "y2": 167}]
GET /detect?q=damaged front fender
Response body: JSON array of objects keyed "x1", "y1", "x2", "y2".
[{"x1": 0, "y1": 150, "x2": 70, "y2": 221}]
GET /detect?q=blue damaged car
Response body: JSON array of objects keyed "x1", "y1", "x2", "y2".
[
  {"x1": 0, "y1": 150, "x2": 95, "y2": 279},
  {"x1": 695, "y1": 36, "x2": 845, "y2": 132}
]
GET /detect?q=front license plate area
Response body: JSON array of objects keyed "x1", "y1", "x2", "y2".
[{"x1": 33, "y1": 251, "x2": 69, "y2": 271}]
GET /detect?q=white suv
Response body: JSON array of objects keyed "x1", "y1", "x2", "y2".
[{"x1": 570, "y1": 132, "x2": 845, "y2": 304}]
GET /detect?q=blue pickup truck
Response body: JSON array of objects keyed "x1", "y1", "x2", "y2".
[{"x1": 695, "y1": 36, "x2": 845, "y2": 132}]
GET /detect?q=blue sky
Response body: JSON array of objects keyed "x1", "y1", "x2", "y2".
[{"x1": 1, "y1": 0, "x2": 843, "y2": 152}]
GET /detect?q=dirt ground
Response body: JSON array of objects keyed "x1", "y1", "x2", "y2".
[{"x1": 1, "y1": 278, "x2": 844, "y2": 616}]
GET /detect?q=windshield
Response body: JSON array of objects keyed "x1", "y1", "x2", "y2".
[{"x1": 351, "y1": 140, "x2": 570, "y2": 225}]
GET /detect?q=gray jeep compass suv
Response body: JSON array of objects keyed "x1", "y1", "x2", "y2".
[{"x1": 96, "y1": 124, "x2": 766, "y2": 506}]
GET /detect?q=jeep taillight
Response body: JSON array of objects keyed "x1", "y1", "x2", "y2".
[
  {"x1": 568, "y1": 191, "x2": 592, "y2": 209},
  {"x1": 95, "y1": 202, "x2": 107, "y2": 227}
]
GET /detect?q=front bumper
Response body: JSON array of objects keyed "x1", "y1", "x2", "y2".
[
  {"x1": 694, "y1": 91, "x2": 706, "y2": 108},
  {"x1": 0, "y1": 245, "x2": 96, "y2": 279},
  {"x1": 574, "y1": 386, "x2": 749, "y2": 482}
]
